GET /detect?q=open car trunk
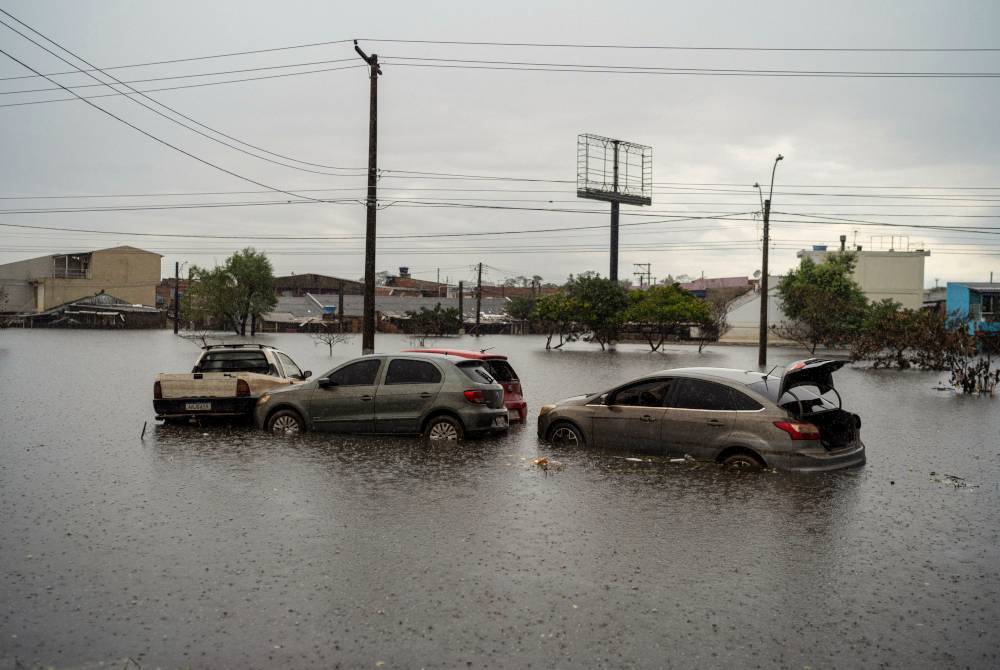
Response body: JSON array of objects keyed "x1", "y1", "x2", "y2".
[{"x1": 778, "y1": 359, "x2": 861, "y2": 451}]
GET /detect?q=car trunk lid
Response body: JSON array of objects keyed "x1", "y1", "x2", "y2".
[{"x1": 778, "y1": 358, "x2": 847, "y2": 398}]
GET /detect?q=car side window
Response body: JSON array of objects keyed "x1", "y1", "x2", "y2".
[
  {"x1": 731, "y1": 389, "x2": 764, "y2": 411},
  {"x1": 609, "y1": 379, "x2": 673, "y2": 407},
  {"x1": 669, "y1": 379, "x2": 736, "y2": 411},
  {"x1": 384, "y1": 359, "x2": 442, "y2": 385},
  {"x1": 329, "y1": 359, "x2": 381, "y2": 386},
  {"x1": 276, "y1": 353, "x2": 302, "y2": 379}
]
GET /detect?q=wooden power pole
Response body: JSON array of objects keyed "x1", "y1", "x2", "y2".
[
  {"x1": 475, "y1": 262, "x2": 483, "y2": 336},
  {"x1": 458, "y1": 280, "x2": 464, "y2": 334},
  {"x1": 355, "y1": 40, "x2": 381, "y2": 355},
  {"x1": 172, "y1": 261, "x2": 179, "y2": 334}
]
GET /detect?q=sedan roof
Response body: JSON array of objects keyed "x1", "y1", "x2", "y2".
[
  {"x1": 651, "y1": 367, "x2": 768, "y2": 384},
  {"x1": 402, "y1": 348, "x2": 508, "y2": 360}
]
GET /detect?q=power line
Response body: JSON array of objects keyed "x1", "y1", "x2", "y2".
[
  {"x1": 360, "y1": 38, "x2": 1000, "y2": 53},
  {"x1": 0, "y1": 13, "x2": 366, "y2": 176},
  {"x1": 0, "y1": 18, "x2": 326, "y2": 205},
  {"x1": 0, "y1": 38, "x2": 356, "y2": 82},
  {"x1": 382, "y1": 57, "x2": 1000, "y2": 78},
  {"x1": 0, "y1": 62, "x2": 368, "y2": 109}
]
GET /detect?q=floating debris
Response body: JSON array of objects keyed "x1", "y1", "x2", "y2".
[
  {"x1": 532, "y1": 457, "x2": 564, "y2": 472},
  {"x1": 930, "y1": 471, "x2": 979, "y2": 489}
]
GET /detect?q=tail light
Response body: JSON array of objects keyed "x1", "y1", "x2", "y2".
[
  {"x1": 153, "y1": 381, "x2": 162, "y2": 399},
  {"x1": 463, "y1": 389, "x2": 487, "y2": 404},
  {"x1": 236, "y1": 379, "x2": 251, "y2": 397},
  {"x1": 773, "y1": 420, "x2": 821, "y2": 441}
]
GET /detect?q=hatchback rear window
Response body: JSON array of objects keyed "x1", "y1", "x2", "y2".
[
  {"x1": 457, "y1": 361, "x2": 496, "y2": 384},
  {"x1": 486, "y1": 360, "x2": 518, "y2": 382},
  {"x1": 196, "y1": 351, "x2": 270, "y2": 374}
]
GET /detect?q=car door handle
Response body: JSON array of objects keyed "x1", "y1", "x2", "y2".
[
  {"x1": 706, "y1": 419, "x2": 725, "y2": 427},
  {"x1": 360, "y1": 395, "x2": 373, "y2": 402},
  {"x1": 419, "y1": 392, "x2": 433, "y2": 399},
  {"x1": 640, "y1": 414, "x2": 656, "y2": 423}
]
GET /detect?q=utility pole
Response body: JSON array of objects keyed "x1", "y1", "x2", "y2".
[
  {"x1": 355, "y1": 40, "x2": 381, "y2": 355},
  {"x1": 633, "y1": 263, "x2": 651, "y2": 288},
  {"x1": 475, "y1": 262, "x2": 483, "y2": 336},
  {"x1": 610, "y1": 140, "x2": 620, "y2": 281},
  {"x1": 756, "y1": 154, "x2": 783, "y2": 368},
  {"x1": 458, "y1": 281, "x2": 464, "y2": 334},
  {"x1": 172, "y1": 261, "x2": 180, "y2": 334}
]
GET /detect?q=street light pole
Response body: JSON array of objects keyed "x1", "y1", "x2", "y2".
[
  {"x1": 757, "y1": 154, "x2": 783, "y2": 368},
  {"x1": 355, "y1": 40, "x2": 381, "y2": 355}
]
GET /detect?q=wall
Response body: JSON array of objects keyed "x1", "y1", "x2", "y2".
[
  {"x1": 0, "y1": 256, "x2": 52, "y2": 312},
  {"x1": 41, "y1": 247, "x2": 161, "y2": 309},
  {"x1": 853, "y1": 251, "x2": 928, "y2": 309}
]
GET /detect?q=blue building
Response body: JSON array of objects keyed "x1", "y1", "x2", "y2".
[{"x1": 946, "y1": 282, "x2": 1000, "y2": 334}]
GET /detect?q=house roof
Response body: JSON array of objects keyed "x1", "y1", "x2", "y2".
[
  {"x1": 679, "y1": 276, "x2": 751, "y2": 291},
  {"x1": 963, "y1": 282, "x2": 1000, "y2": 292}
]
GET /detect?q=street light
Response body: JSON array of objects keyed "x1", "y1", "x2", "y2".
[{"x1": 757, "y1": 153, "x2": 783, "y2": 368}]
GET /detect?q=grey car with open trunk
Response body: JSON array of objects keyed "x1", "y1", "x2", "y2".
[
  {"x1": 537, "y1": 358, "x2": 865, "y2": 472},
  {"x1": 254, "y1": 352, "x2": 509, "y2": 440}
]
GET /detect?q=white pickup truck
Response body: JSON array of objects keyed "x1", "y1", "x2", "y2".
[{"x1": 153, "y1": 344, "x2": 311, "y2": 421}]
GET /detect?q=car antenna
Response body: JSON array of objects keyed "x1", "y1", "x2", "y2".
[
  {"x1": 762, "y1": 365, "x2": 779, "y2": 388},
  {"x1": 480, "y1": 346, "x2": 494, "y2": 354}
]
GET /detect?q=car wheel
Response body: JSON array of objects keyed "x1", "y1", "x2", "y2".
[
  {"x1": 548, "y1": 422, "x2": 585, "y2": 448},
  {"x1": 425, "y1": 415, "x2": 464, "y2": 442},
  {"x1": 267, "y1": 409, "x2": 305, "y2": 434},
  {"x1": 720, "y1": 451, "x2": 764, "y2": 469}
]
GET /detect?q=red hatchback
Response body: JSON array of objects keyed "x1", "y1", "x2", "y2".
[{"x1": 403, "y1": 348, "x2": 527, "y2": 423}]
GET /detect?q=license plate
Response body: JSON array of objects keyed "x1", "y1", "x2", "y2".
[
  {"x1": 185, "y1": 402, "x2": 212, "y2": 411},
  {"x1": 492, "y1": 416, "x2": 508, "y2": 428}
]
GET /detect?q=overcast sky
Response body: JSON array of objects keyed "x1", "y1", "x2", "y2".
[{"x1": 2, "y1": 0, "x2": 999, "y2": 288}]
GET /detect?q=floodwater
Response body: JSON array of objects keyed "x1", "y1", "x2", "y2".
[{"x1": 1, "y1": 330, "x2": 998, "y2": 669}]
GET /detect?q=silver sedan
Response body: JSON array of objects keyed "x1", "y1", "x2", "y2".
[{"x1": 537, "y1": 359, "x2": 865, "y2": 472}]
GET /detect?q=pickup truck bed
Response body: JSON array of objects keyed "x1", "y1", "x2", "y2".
[{"x1": 154, "y1": 345, "x2": 308, "y2": 420}]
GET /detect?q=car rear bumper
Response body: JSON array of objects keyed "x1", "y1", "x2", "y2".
[
  {"x1": 505, "y1": 400, "x2": 528, "y2": 423},
  {"x1": 154, "y1": 397, "x2": 256, "y2": 419},
  {"x1": 460, "y1": 407, "x2": 510, "y2": 435},
  {"x1": 781, "y1": 440, "x2": 867, "y2": 472}
]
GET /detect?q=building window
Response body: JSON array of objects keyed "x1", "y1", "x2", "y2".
[{"x1": 981, "y1": 293, "x2": 996, "y2": 316}]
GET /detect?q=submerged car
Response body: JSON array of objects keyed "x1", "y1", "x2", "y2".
[
  {"x1": 403, "y1": 348, "x2": 527, "y2": 423},
  {"x1": 537, "y1": 358, "x2": 865, "y2": 472},
  {"x1": 254, "y1": 353, "x2": 508, "y2": 440}
]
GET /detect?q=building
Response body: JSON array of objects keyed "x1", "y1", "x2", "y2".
[
  {"x1": 720, "y1": 243, "x2": 931, "y2": 345},
  {"x1": 679, "y1": 276, "x2": 753, "y2": 299},
  {"x1": 273, "y1": 273, "x2": 363, "y2": 297},
  {"x1": 17, "y1": 292, "x2": 165, "y2": 329},
  {"x1": 797, "y1": 245, "x2": 930, "y2": 310},
  {"x1": 383, "y1": 267, "x2": 449, "y2": 297},
  {"x1": 946, "y1": 282, "x2": 1000, "y2": 334},
  {"x1": 0, "y1": 245, "x2": 161, "y2": 313}
]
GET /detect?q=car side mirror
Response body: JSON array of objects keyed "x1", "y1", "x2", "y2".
[
  {"x1": 599, "y1": 393, "x2": 609, "y2": 405},
  {"x1": 317, "y1": 377, "x2": 336, "y2": 389},
  {"x1": 300, "y1": 371, "x2": 312, "y2": 380}
]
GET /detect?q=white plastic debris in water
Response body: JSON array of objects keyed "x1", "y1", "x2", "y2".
[
  {"x1": 624, "y1": 457, "x2": 645, "y2": 463},
  {"x1": 669, "y1": 458, "x2": 686, "y2": 463}
]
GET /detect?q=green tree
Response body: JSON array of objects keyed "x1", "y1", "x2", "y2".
[
  {"x1": 625, "y1": 284, "x2": 711, "y2": 352},
  {"x1": 533, "y1": 292, "x2": 578, "y2": 350},
  {"x1": 182, "y1": 248, "x2": 277, "y2": 336},
  {"x1": 506, "y1": 296, "x2": 536, "y2": 321},
  {"x1": 774, "y1": 253, "x2": 868, "y2": 353},
  {"x1": 565, "y1": 275, "x2": 630, "y2": 351},
  {"x1": 405, "y1": 304, "x2": 460, "y2": 336}
]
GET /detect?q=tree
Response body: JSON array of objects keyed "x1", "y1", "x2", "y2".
[
  {"x1": 183, "y1": 248, "x2": 277, "y2": 336},
  {"x1": 852, "y1": 302, "x2": 977, "y2": 370},
  {"x1": 312, "y1": 325, "x2": 352, "y2": 356},
  {"x1": 506, "y1": 296, "x2": 536, "y2": 321},
  {"x1": 774, "y1": 253, "x2": 868, "y2": 353},
  {"x1": 533, "y1": 292, "x2": 578, "y2": 350},
  {"x1": 565, "y1": 275, "x2": 630, "y2": 351},
  {"x1": 624, "y1": 284, "x2": 710, "y2": 352},
  {"x1": 698, "y1": 291, "x2": 735, "y2": 353},
  {"x1": 405, "y1": 304, "x2": 460, "y2": 336}
]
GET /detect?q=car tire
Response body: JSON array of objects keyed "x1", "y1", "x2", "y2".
[
  {"x1": 720, "y1": 451, "x2": 765, "y2": 469},
  {"x1": 424, "y1": 415, "x2": 464, "y2": 442},
  {"x1": 267, "y1": 408, "x2": 305, "y2": 434},
  {"x1": 547, "y1": 422, "x2": 585, "y2": 448}
]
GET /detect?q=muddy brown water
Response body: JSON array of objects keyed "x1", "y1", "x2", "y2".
[{"x1": 1, "y1": 330, "x2": 998, "y2": 668}]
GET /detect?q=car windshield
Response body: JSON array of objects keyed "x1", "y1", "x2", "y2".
[
  {"x1": 457, "y1": 361, "x2": 496, "y2": 384},
  {"x1": 486, "y1": 360, "x2": 518, "y2": 382}
]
